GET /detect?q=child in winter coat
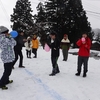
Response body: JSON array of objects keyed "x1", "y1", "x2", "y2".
[
  {"x1": 75, "y1": 33, "x2": 91, "y2": 77},
  {"x1": 60, "y1": 34, "x2": 70, "y2": 61},
  {"x1": 24, "y1": 37, "x2": 33, "y2": 58},
  {"x1": 32, "y1": 34, "x2": 39, "y2": 58},
  {"x1": 0, "y1": 26, "x2": 16, "y2": 90}
]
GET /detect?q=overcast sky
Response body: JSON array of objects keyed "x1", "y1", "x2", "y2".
[{"x1": 0, "y1": 0, "x2": 100, "y2": 30}]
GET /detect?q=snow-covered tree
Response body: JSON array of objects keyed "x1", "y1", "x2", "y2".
[
  {"x1": 44, "y1": 0, "x2": 92, "y2": 46},
  {"x1": 10, "y1": 0, "x2": 34, "y2": 35},
  {"x1": 34, "y1": 2, "x2": 48, "y2": 47},
  {"x1": 34, "y1": 2, "x2": 46, "y2": 23}
]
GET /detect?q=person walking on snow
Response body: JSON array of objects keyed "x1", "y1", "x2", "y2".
[
  {"x1": 49, "y1": 31, "x2": 60, "y2": 76},
  {"x1": 12, "y1": 31, "x2": 26, "y2": 69},
  {"x1": 0, "y1": 26, "x2": 16, "y2": 90},
  {"x1": 32, "y1": 34, "x2": 39, "y2": 58},
  {"x1": 75, "y1": 33, "x2": 91, "y2": 77},
  {"x1": 60, "y1": 34, "x2": 70, "y2": 61},
  {"x1": 24, "y1": 36, "x2": 33, "y2": 58}
]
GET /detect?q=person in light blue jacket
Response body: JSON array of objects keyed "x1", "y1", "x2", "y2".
[{"x1": 0, "y1": 26, "x2": 16, "y2": 90}]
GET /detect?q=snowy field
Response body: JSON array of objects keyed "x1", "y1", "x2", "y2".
[{"x1": 0, "y1": 47, "x2": 100, "y2": 100}]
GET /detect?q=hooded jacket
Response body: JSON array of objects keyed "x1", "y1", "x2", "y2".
[
  {"x1": 24, "y1": 40, "x2": 33, "y2": 51},
  {"x1": 0, "y1": 34, "x2": 16, "y2": 63},
  {"x1": 76, "y1": 37, "x2": 91, "y2": 57}
]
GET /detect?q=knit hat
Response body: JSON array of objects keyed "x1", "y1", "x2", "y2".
[{"x1": 0, "y1": 26, "x2": 9, "y2": 34}]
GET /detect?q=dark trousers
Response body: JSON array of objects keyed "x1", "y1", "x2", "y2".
[
  {"x1": 26, "y1": 50, "x2": 31, "y2": 58},
  {"x1": 62, "y1": 49, "x2": 68, "y2": 61},
  {"x1": 12, "y1": 49, "x2": 23, "y2": 67},
  {"x1": 32, "y1": 48, "x2": 37, "y2": 57},
  {"x1": 77, "y1": 56, "x2": 89, "y2": 74},
  {"x1": 51, "y1": 57, "x2": 60, "y2": 74},
  {"x1": 0, "y1": 62, "x2": 13, "y2": 87}
]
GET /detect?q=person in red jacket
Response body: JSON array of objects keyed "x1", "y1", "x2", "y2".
[{"x1": 75, "y1": 33, "x2": 91, "y2": 77}]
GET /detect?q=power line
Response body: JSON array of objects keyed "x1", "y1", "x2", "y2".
[
  {"x1": 87, "y1": 13, "x2": 100, "y2": 20},
  {"x1": 87, "y1": 12, "x2": 100, "y2": 18},
  {"x1": 86, "y1": 10, "x2": 100, "y2": 15},
  {"x1": 82, "y1": 0, "x2": 100, "y2": 10},
  {"x1": 1, "y1": 0, "x2": 100, "y2": 21},
  {"x1": 83, "y1": 2, "x2": 99, "y2": 12},
  {"x1": 0, "y1": 0, "x2": 10, "y2": 21}
]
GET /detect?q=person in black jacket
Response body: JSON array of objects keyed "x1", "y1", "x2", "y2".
[
  {"x1": 12, "y1": 31, "x2": 26, "y2": 69},
  {"x1": 49, "y1": 31, "x2": 60, "y2": 76}
]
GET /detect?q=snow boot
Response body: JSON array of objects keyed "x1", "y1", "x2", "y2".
[
  {"x1": 49, "y1": 73, "x2": 56, "y2": 76},
  {"x1": 6, "y1": 80, "x2": 13, "y2": 85},
  {"x1": 56, "y1": 68, "x2": 60, "y2": 74},
  {"x1": 49, "y1": 69, "x2": 56, "y2": 76},
  {"x1": 83, "y1": 73, "x2": 87, "y2": 77},
  {"x1": 75, "y1": 72, "x2": 80, "y2": 76},
  {"x1": 19, "y1": 66, "x2": 25, "y2": 68},
  {"x1": 29, "y1": 56, "x2": 31, "y2": 59},
  {"x1": 0, "y1": 85, "x2": 8, "y2": 90},
  {"x1": 56, "y1": 70, "x2": 60, "y2": 74}
]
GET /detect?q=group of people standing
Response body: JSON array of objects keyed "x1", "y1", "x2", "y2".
[
  {"x1": 23, "y1": 33, "x2": 39, "y2": 59},
  {"x1": 47, "y1": 32, "x2": 70, "y2": 76},
  {"x1": 12, "y1": 31, "x2": 39, "y2": 69},
  {"x1": 47, "y1": 31, "x2": 91, "y2": 77},
  {"x1": 0, "y1": 26, "x2": 39, "y2": 90},
  {"x1": 0, "y1": 26, "x2": 91, "y2": 90}
]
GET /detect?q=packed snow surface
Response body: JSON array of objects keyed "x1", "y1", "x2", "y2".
[{"x1": 0, "y1": 47, "x2": 100, "y2": 100}]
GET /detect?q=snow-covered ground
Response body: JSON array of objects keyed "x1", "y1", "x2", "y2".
[{"x1": 0, "y1": 47, "x2": 100, "y2": 100}]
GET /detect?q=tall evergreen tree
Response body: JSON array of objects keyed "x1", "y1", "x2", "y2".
[
  {"x1": 34, "y1": 2, "x2": 48, "y2": 47},
  {"x1": 44, "y1": 0, "x2": 92, "y2": 46},
  {"x1": 35, "y1": 2, "x2": 46, "y2": 23},
  {"x1": 10, "y1": 0, "x2": 34, "y2": 35}
]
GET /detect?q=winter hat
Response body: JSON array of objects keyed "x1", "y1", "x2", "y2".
[
  {"x1": 27, "y1": 36, "x2": 31, "y2": 39},
  {"x1": 64, "y1": 34, "x2": 67, "y2": 37},
  {"x1": 0, "y1": 26, "x2": 9, "y2": 34}
]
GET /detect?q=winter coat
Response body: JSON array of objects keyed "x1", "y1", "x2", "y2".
[
  {"x1": 14, "y1": 35, "x2": 26, "y2": 51},
  {"x1": 0, "y1": 34, "x2": 16, "y2": 63},
  {"x1": 76, "y1": 37, "x2": 91, "y2": 57},
  {"x1": 32, "y1": 38, "x2": 39, "y2": 49},
  {"x1": 50, "y1": 38, "x2": 60, "y2": 57},
  {"x1": 61, "y1": 39, "x2": 70, "y2": 50},
  {"x1": 24, "y1": 40, "x2": 33, "y2": 51}
]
